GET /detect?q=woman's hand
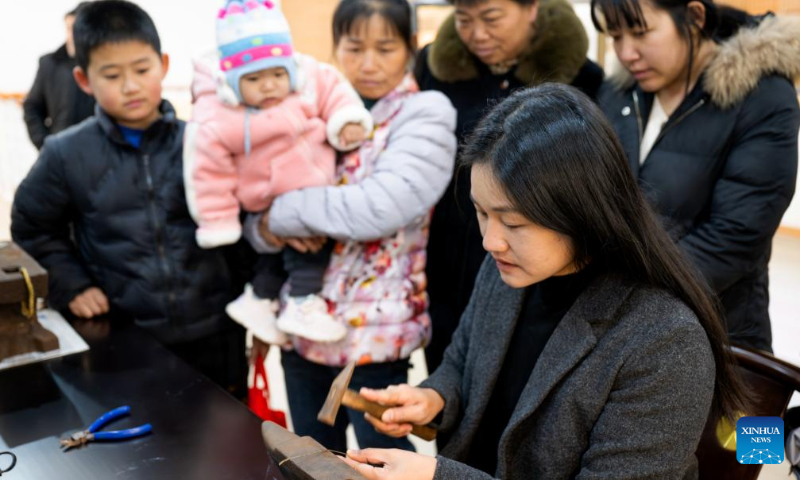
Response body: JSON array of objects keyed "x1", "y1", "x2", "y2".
[
  {"x1": 284, "y1": 236, "x2": 327, "y2": 254},
  {"x1": 259, "y1": 209, "x2": 327, "y2": 254},
  {"x1": 360, "y1": 385, "x2": 445, "y2": 438},
  {"x1": 249, "y1": 336, "x2": 271, "y2": 364},
  {"x1": 344, "y1": 448, "x2": 436, "y2": 480},
  {"x1": 257, "y1": 211, "x2": 286, "y2": 249}
]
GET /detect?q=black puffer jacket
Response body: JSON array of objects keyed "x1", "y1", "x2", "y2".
[
  {"x1": 12, "y1": 102, "x2": 238, "y2": 344},
  {"x1": 416, "y1": 0, "x2": 604, "y2": 371},
  {"x1": 22, "y1": 45, "x2": 95, "y2": 150},
  {"x1": 599, "y1": 15, "x2": 800, "y2": 352}
]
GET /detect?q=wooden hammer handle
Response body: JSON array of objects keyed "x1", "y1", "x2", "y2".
[{"x1": 342, "y1": 389, "x2": 437, "y2": 441}]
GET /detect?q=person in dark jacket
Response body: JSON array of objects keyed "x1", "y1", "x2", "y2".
[
  {"x1": 342, "y1": 85, "x2": 749, "y2": 480},
  {"x1": 417, "y1": 0, "x2": 604, "y2": 373},
  {"x1": 594, "y1": 0, "x2": 800, "y2": 352},
  {"x1": 12, "y1": 0, "x2": 247, "y2": 396},
  {"x1": 23, "y1": 2, "x2": 95, "y2": 150}
]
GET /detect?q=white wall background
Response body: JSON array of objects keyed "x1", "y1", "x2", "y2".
[{"x1": 0, "y1": 0, "x2": 223, "y2": 93}]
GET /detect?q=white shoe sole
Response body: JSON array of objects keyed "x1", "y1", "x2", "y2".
[{"x1": 225, "y1": 303, "x2": 287, "y2": 345}]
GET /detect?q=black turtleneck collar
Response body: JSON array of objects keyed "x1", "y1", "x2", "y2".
[{"x1": 530, "y1": 261, "x2": 598, "y2": 313}]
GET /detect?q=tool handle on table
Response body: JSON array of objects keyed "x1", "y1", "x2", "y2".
[
  {"x1": 88, "y1": 406, "x2": 130, "y2": 433},
  {"x1": 93, "y1": 424, "x2": 153, "y2": 441},
  {"x1": 342, "y1": 389, "x2": 437, "y2": 441}
]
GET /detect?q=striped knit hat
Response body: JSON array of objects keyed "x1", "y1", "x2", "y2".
[{"x1": 216, "y1": 0, "x2": 297, "y2": 102}]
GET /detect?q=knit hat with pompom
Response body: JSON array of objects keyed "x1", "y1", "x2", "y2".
[{"x1": 216, "y1": 0, "x2": 297, "y2": 102}]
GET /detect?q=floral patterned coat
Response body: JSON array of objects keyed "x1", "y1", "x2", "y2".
[{"x1": 246, "y1": 75, "x2": 457, "y2": 366}]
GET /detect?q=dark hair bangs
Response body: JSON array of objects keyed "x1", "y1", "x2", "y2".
[
  {"x1": 73, "y1": 1, "x2": 161, "y2": 71},
  {"x1": 591, "y1": 0, "x2": 648, "y2": 32},
  {"x1": 333, "y1": 0, "x2": 413, "y2": 51}
]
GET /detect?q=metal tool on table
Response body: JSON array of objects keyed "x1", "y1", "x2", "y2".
[
  {"x1": 60, "y1": 406, "x2": 153, "y2": 451},
  {"x1": 317, "y1": 361, "x2": 437, "y2": 441}
]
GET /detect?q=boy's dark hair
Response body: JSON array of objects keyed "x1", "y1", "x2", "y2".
[
  {"x1": 73, "y1": 0, "x2": 161, "y2": 71},
  {"x1": 333, "y1": 0, "x2": 414, "y2": 53}
]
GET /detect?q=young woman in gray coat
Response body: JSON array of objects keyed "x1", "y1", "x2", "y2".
[{"x1": 343, "y1": 85, "x2": 749, "y2": 479}]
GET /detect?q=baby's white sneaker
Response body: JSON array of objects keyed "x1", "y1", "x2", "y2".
[
  {"x1": 225, "y1": 284, "x2": 287, "y2": 344},
  {"x1": 276, "y1": 294, "x2": 346, "y2": 343}
]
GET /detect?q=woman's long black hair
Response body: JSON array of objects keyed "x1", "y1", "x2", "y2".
[{"x1": 461, "y1": 83, "x2": 749, "y2": 422}]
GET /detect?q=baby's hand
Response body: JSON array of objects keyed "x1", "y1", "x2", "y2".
[{"x1": 339, "y1": 123, "x2": 367, "y2": 147}]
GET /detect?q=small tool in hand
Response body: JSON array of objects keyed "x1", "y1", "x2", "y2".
[
  {"x1": 60, "y1": 406, "x2": 152, "y2": 451},
  {"x1": 317, "y1": 361, "x2": 437, "y2": 441}
]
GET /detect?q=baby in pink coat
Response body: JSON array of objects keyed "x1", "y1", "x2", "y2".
[{"x1": 184, "y1": 0, "x2": 372, "y2": 344}]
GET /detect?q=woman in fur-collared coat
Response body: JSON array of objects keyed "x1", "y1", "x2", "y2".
[
  {"x1": 595, "y1": 0, "x2": 800, "y2": 352},
  {"x1": 416, "y1": 0, "x2": 604, "y2": 373}
]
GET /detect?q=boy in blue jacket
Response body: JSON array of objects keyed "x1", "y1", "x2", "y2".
[{"x1": 11, "y1": 0, "x2": 247, "y2": 396}]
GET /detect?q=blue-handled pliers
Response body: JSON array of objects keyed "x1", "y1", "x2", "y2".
[{"x1": 60, "y1": 406, "x2": 152, "y2": 451}]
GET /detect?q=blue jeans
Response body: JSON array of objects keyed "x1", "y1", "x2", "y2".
[{"x1": 281, "y1": 350, "x2": 415, "y2": 452}]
